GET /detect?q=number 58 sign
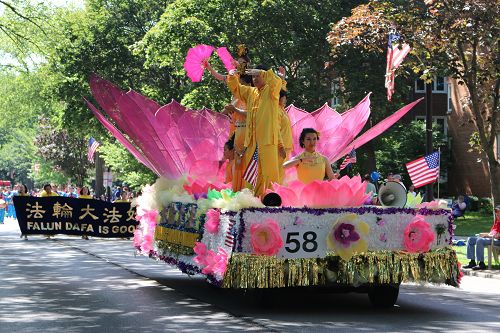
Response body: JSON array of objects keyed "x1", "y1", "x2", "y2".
[{"x1": 277, "y1": 225, "x2": 328, "y2": 259}]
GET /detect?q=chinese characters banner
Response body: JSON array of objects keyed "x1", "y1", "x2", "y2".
[{"x1": 13, "y1": 196, "x2": 137, "y2": 238}]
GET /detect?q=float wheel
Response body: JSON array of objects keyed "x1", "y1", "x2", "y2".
[{"x1": 367, "y1": 284, "x2": 399, "y2": 308}]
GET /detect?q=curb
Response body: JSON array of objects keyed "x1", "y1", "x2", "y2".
[{"x1": 461, "y1": 268, "x2": 500, "y2": 280}]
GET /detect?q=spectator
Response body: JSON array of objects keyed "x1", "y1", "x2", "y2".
[
  {"x1": 392, "y1": 174, "x2": 402, "y2": 183},
  {"x1": 452, "y1": 195, "x2": 467, "y2": 218},
  {"x1": 114, "y1": 191, "x2": 129, "y2": 203},
  {"x1": 79, "y1": 186, "x2": 92, "y2": 199},
  {"x1": 464, "y1": 206, "x2": 500, "y2": 270},
  {"x1": 408, "y1": 185, "x2": 417, "y2": 197},
  {"x1": 39, "y1": 184, "x2": 58, "y2": 197},
  {"x1": 363, "y1": 174, "x2": 377, "y2": 202}
]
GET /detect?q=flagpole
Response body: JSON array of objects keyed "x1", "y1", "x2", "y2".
[
  {"x1": 437, "y1": 147, "x2": 441, "y2": 199},
  {"x1": 424, "y1": 81, "x2": 434, "y2": 202}
]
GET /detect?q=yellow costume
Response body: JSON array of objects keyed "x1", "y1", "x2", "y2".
[
  {"x1": 39, "y1": 191, "x2": 58, "y2": 197},
  {"x1": 278, "y1": 107, "x2": 293, "y2": 183},
  {"x1": 225, "y1": 159, "x2": 234, "y2": 184},
  {"x1": 227, "y1": 69, "x2": 283, "y2": 196},
  {"x1": 296, "y1": 151, "x2": 327, "y2": 184},
  {"x1": 229, "y1": 98, "x2": 247, "y2": 192},
  {"x1": 79, "y1": 195, "x2": 92, "y2": 199}
]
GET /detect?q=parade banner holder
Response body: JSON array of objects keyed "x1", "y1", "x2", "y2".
[{"x1": 14, "y1": 196, "x2": 137, "y2": 238}]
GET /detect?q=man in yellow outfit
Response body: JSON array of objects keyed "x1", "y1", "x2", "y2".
[{"x1": 227, "y1": 65, "x2": 285, "y2": 197}]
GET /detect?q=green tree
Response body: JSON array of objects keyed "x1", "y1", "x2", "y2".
[
  {"x1": 328, "y1": 0, "x2": 500, "y2": 205},
  {"x1": 34, "y1": 118, "x2": 90, "y2": 186}
]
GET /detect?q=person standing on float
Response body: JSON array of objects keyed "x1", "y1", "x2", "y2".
[
  {"x1": 278, "y1": 89, "x2": 293, "y2": 183},
  {"x1": 205, "y1": 50, "x2": 252, "y2": 192},
  {"x1": 227, "y1": 65, "x2": 285, "y2": 197}
]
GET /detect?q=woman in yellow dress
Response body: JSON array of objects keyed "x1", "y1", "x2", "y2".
[
  {"x1": 283, "y1": 128, "x2": 336, "y2": 184},
  {"x1": 78, "y1": 186, "x2": 93, "y2": 199}
]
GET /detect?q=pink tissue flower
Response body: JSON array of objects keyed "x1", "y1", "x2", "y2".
[
  {"x1": 403, "y1": 215, "x2": 435, "y2": 253},
  {"x1": 133, "y1": 228, "x2": 143, "y2": 247},
  {"x1": 205, "y1": 209, "x2": 221, "y2": 234},
  {"x1": 193, "y1": 243, "x2": 229, "y2": 276},
  {"x1": 193, "y1": 242, "x2": 208, "y2": 266},
  {"x1": 250, "y1": 218, "x2": 283, "y2": 256},
  {"x1": 202, "y1": 248, "x2": 228, "y2": 276},
  {"x1": 141, "y1": 233, "x2": 154, "y2": 254},
  {"x1": 183, "y1": 177, "x2": 230, "y2": 199},
  {"x1": 272, "y1": 176, "x2": 370, "y2": 208}
]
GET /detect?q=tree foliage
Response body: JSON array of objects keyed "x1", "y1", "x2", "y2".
[
  {"x1": 329, "y1": 0, "x2": 500, "y2": 203},
  {"x1": 34, "y1": 118, "x2": 90, "y2": 186}
]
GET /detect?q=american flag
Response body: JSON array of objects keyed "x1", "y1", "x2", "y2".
[
  {"x1": 339, "y1": 148, "x2": 356, "y2": 171},
  {"x1": 405, "y1": 152, "x2": 440, "y2": 188},
  {"x1": 243, "y1": 146, "x2": 258, "y2": 187},
  {"x1": 385, "y1": 33, "x2": 411, "y2": 101},
  {"x1": 87, "y1": 138, "x2": 100, "y2": 163}
]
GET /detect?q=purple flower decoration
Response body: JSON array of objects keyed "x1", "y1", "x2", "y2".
[{"x1": 333, "y1": 223, "x2": 360, "y2": 247}]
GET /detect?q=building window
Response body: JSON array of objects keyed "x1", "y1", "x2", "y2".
[
  {"x1": 415, "y1": 116, "x2": 448, "y2": 138},
  {"x1": 414, "y1": 76, "x2": 448, "y2": 94},
  {"x1": 415, "y1": 78, "x2": 425, "y2": 92},
  {"x1": 434, "y1": 76, "x2": 446, "y2": 92},
  {"x1": 331, "y1": 81, "x2": 342, "y2": 107}
]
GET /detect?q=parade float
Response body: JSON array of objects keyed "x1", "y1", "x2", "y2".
[{"x1": 85, "y1": 61, "x2": 461, "y2": 307}]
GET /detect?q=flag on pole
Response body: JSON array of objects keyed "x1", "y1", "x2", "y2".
[
  {"x1": 243, "y1": 146, "x2": 258, "y2": 187},
  {"x1": 87, "y1": 138, "x2": 100, "y2": 163},
  {"x1": 339, "y1": 148, "x2": 356, "y2": 171},
  {"x1": 405, "y1": 151, "x2": 440, "y2": 188},
  {"x1": 385, "y1": 33, "x2": 411, "y2": 101}
]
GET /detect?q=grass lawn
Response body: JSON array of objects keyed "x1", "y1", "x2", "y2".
[{"x1": 453, "y1": 211, "x2": 493, "y2": 236}]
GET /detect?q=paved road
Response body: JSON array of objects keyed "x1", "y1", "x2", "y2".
[{"x1": 1, "y1": 219, "x2": 499, "y2": 333}]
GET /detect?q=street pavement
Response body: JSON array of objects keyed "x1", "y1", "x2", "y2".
[{"x1": 1, "y1": 218, "x2": 500, "y2": 333}]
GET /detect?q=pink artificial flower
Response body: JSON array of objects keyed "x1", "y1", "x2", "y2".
[
  {"x1": 193, "y1": 242, "x2": 209, "y2": 266},
  {"x1": 403, "y1": 215, "x2": 435, "y2": 253},
  {"x1": 133, "y1": 228, "x2": 143, "y2": 247},
  {"x1": 141, "y1": 233, "x2": 154, "y2": 254},
  {"x1": 201, "y1": 248, "x2": 228, "y2": 276},
  {"x1": 271, "y1": 176, "x2": 370, "y2": 208},
  {"x1": 250, "y1": 218, "x2": 283, "y2": 256},
  {"x1": 205, "y1": 209, "x2": 221, "y2": 234},
  {"x1": 183, "y1": 177, "x2": 230, "y2": 199}
]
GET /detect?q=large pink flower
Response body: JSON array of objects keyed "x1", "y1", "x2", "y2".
[
  {"x1": 250, "y1": 218, "x2": 283, "y2": 256},
  {"x1": 404, "y1": 215, "x2": 435, "y2": 253},
  {"x1": 272, "y1": 176, "x2": 370, "y2": 208},
  {"x1": 193, "y1": 242, "x2": 209, "y2": 266},
  {"x1": 183, "y1": 177, "x2": 230, "y2": 199},
  {"x1": 205, "y1": 209, "x2": 221, "y2": 234}
]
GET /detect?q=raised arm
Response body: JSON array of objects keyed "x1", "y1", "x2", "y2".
[{"x1": 205, "y1": 61, "x2": 226, "y2": 82}]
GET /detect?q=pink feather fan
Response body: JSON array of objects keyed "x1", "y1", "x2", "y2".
[
  {"x1": 184, "y1": 44, "x2": 215, "y2": 82},
  {"x1": 216, "y1": 47, "x2": 236, "y2": 71}
]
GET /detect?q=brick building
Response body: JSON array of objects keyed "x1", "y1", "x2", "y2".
[{"x1": 406, "y1": 76, "x2": 496, "y2": 198}]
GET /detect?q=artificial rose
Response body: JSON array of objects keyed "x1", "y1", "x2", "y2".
[
  {"x1": 403, "y1": 215, "x2": 435, "y2": 253},
  {"x1": 250, "y1": 218, "x2": 283, "y2": 256}
]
